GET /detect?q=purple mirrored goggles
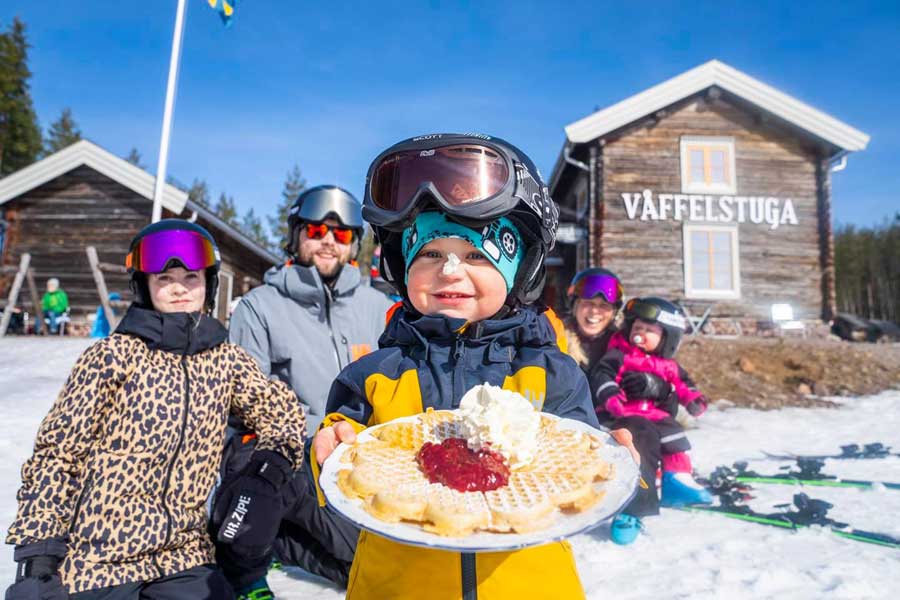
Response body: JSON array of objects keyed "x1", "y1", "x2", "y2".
[{"x1": 567, "y1": 271, "x2": 623, "y2": 307}]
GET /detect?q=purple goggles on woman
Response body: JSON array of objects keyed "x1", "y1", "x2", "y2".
[
  {"x1": 567, "y1": 268, "x2": 624, "y2": 307},
  {"x1": 126, "y1": 228, "x2": 218, "y2": 274}
]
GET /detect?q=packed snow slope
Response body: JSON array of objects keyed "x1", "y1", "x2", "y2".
[{"x1": 1, "y1": 338, "x2": 898, "y2": 598}]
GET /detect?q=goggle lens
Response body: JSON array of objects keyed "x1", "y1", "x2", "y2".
[
  {"x1": 370, "y1": 144, "x2": 510, "y2": 212},
  {"x1": 625, "y1": 298, "x2": 662, "y2": 322},
  {"x1": 305, "y1": 223, "x2": 354, "y2": 245},
  {"x1": 569, "y1": 273, "x2": 622, "y2": 304},
  {"x1": 126, "y1": 229, "x2": 217, "y2": 273}
]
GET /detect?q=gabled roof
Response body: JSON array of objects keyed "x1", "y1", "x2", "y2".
[
  {"x1": 564, "y1": 60, "x2": 870, "y2": 151},
  {"x1": 0, "y1": 139, "x2": 279, "y2": 264},
  {"x1": 0, "y1": 139, "x2": 187, "y2": 212}
]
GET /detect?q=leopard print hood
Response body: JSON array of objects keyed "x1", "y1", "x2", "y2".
[{"x1": 7, "y1": 306, "x2": 307, "y2": 593}]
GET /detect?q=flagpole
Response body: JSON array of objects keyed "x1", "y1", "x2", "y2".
[{"x1": 151, "y1": 0, "x2": 188, "y2": 223}]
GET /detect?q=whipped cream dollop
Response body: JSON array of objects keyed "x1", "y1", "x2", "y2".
[{"x1": 458, "y1": 383, "x2": 541, "y2": 469}]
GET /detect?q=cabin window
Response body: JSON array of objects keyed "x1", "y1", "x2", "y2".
[
  {"x1": 680, "y1": 136, "x2": 736, "y2": 194},
  {"x1": 682, "y1": 223, "x2": 740, "y2": 299}
]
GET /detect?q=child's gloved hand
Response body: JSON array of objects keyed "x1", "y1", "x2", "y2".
[
  {"x1": 620, "y1": 371, "x2": 670, "y2": 402},
  {"x1": 313, "y1": 422, "x2": 358, "y2": 466},
  {"x1": 6, "y1": 540, "x2": 68, "y2": 600},
  {"x1": 685, "y1": 397, "x2": 708, "y2": 417},
  {"x1": 212, "y1": 450, "x2": 292, "y2": 560}
]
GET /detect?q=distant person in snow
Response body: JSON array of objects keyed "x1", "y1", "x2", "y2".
[
  {"x1": 5, "y1": 220, "x2": 306, "y2": 600},
  {"x1": 40, "y1": 278, "x2": 68, "y2": 334}
]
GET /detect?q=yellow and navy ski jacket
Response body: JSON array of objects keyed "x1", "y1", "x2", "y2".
[{"x1": 316, "y1": 306, "x2": 598, "y2": 600}]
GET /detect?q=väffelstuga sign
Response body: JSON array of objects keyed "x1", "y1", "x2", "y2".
[{"x1": 621, "y1": 190, "x2": 798, "y2": 231}]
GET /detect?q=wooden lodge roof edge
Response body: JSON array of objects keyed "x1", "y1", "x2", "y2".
[
  {"x1": 0, "y1": 139, "x2": 279, "y2": 266},
  {"x1": 562, "y1": 59, "x2": 869, "y2": 151},
  {"x1": 0, "y1": 139, "x2": 188, "y2": 212}
]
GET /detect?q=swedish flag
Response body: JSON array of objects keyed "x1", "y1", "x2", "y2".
[{"x1": 207, "y1": 0, "x2": 237, "y2": 27}]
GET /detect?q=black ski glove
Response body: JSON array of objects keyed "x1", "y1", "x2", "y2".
[
  {"x1": 685, "y1": 396, "x2": 708, "y2": 417},
  {"x1": 212, "y1": 449, "x2": 293, "y2": 561},
  {"x1": 6, "y1": 540, "x2": 68, "y2": 600},
  {"x1": 620, "y1": 371, "x2": 671, "y2": 403}
]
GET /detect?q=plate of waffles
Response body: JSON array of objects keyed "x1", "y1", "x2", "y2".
[{"x1": 319, "y1": 399, "x2": 640, "y2": 552}]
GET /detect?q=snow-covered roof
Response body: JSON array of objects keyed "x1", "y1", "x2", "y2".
[
  {"x1": 0, "y1": 139, "x2": 187, "y2": 213},
  {"x1": 564, "y1": 60, "x2": 870, "y2": 150},
  {"x1": 0, "y1": 139, "x2": 279, "y2": 265}
]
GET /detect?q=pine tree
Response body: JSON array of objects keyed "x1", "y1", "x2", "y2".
[
  {"x1": 125, "y1": 147, "x2": 143, "y2": 168},
  {"x1": 188, "y1": 178, "x2": 211, "y2": 208},
  {"x1": 268, "y1": 163, "x2": 306, "y2": 254},
  {"x1": 214, "y1": 192, "x2": 238, "y2": 226},
  {"x1": 45, "y1": 107, "x2": 82, "y2": 154},
  {"x1": 241, "y1": 207, "x2": 271, "y2": 248},
  {"x1": 0, "y1": 18, "x2": 42, "y2": 176}
]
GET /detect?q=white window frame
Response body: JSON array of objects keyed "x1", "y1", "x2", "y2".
[
  {"x1": 682, "y1": 223, "x2": 741, "y2": 300},
  {"x1": 680, "y1": 135, "x2": 737, "y2": 195}
]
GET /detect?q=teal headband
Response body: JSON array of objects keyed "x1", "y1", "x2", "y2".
[{"x1": 402, "y1": 211, "x2": 525, "y2": 292}]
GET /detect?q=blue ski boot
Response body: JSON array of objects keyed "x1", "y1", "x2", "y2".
[
  {"x1": 235, "y1": 578, "x2": 274, "y2": 600},
  {"x1": 610, "y1": 513, "x2": 642, "y2": 545},
  {"x1": 660, "y1": 472, "x2": 714, "y2": 507}
]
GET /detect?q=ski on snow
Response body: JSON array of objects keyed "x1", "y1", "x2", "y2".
[
  {"x1": 723, "y1": 459, "x2": 900, "y2": 491},
  {"x1": 677, "y1": 494, "x2": 900, "y2": 549},
  {"x1": 761, "y1": 442, "x2": 898, "y2": 461},
  {"x1": 678, "y1": 469, "x2": 900, "y2": 549}
]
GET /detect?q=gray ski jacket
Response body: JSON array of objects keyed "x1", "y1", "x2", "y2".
[{"x1": 229, "y1": 263, "x2": 393, "y2": 431}]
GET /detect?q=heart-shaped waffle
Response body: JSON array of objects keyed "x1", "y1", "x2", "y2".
[{"x1": 333, "y1": 408, "x2": 614, "y2": 537}]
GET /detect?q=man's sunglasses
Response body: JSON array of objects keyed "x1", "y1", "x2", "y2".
[{"x1": 305, "y1": 223, "x2": 355, "y2": 245}]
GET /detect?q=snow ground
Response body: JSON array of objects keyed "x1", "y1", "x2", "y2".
[{"x1": 1, "y1": 338, "x2": 898, "y2": 598}]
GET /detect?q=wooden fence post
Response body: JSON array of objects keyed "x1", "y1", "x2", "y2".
[
  {"x1": 0, "y1": 253, "x2": 31, "y2": 337},
  {"x1": 86, "y1": 246, "x2": 120, "y2": 331},
  {"x1": 25, "y1": 268, "x2": 45, "y2": 333}
]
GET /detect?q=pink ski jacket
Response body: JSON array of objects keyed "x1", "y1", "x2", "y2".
[{"x1": 596, "y1": 332, "x2": 705, "y2": 421}]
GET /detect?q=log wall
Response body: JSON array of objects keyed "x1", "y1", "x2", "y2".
[
  {"x1": 0, "y1": 165, "x2": 274, "y2": 328},
  {"x1": 596, "y1": 95, "x2": 826, "y2": 321}
]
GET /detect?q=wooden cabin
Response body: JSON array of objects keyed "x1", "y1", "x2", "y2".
[
  {"x1": 548, "y1": 60, "x2": 869, "y2": 335},
  {"x1": 0, "y1": 140, "x2": 279, "y2": 333}
]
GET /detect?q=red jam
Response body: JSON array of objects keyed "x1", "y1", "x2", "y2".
[{"x1": 417, "y1": 438, "x2": 510, "y2": 492}]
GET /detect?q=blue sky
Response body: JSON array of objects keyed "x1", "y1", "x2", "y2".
[{"x1": 3, "y1": 1, "x2": 899, "y2": 229}]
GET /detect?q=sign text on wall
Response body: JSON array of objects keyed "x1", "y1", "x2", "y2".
[{"x1": 621, "y1": 190, "x2": 799, "y2": 230}]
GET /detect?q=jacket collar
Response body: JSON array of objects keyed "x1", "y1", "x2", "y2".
[
  {"x1": 263, "y1": 262, "x2": 362, "y2": 308},
  {"x1": 115, "y1": 304, "x2": 227, "y2": 355},
  {"x1": 381, "y1": 306, "x2": 557, "y2": 358}
]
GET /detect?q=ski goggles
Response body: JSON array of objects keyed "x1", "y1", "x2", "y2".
[
  {"x1": 368, "y1": 142, "x2": 514, "y2": 221},
  {"x1": 304, "y1": 222, "x2": 355, "y2": 245},
  {"x1": 126, "y1": 228, "x2": 218, "y2": 274},
  {"x1": 568, "y1": 272, "x2": 623, "y2": 306},
  {"x1": 624, "y1": 299, "x2": 687, "y2": 330}
]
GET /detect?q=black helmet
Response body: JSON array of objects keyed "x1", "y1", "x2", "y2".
[
  {"x1": 285, "y1": 185, "x2": 364, "y2": 258},
  {"x1": 623, "y1": 296, "x2": 687, "y2": 359},
  {"x1": 363, "y1": 133, "x2": 559, "y2": 313},
  {"x1": 126, "y1": 219, "x2": 220, "y2": 312},
  {"x1": 566, "y1": 268, "x2": 624, "y2": 310}
]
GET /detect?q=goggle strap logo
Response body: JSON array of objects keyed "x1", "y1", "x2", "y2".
[{"x1": 656, "y1": 310, "x2": 687, "y2": 330}]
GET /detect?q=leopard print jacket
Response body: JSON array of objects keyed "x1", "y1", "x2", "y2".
[{"x1": 6, "y1": 333, "x2": 306, "y2": 593}]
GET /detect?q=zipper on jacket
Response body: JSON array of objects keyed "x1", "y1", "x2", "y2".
[
  {"x1": 323, "y1": 287, "x2": 343, "y2": 370},
  {"x1": 451, "y1": 336, "x2": 466, "y2": 401},
  {"x1": 461, "y1": 553, "x2": 477, "y2": 600},
  {"x1": 154, "y1": 318, "x2": 194, "y2": 577},
  {"x1": 67, "y1": 472, "x2": 94, "y2": 535}
]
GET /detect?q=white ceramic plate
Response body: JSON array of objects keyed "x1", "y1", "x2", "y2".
[{"x1": 319, "y1": 413, "x2": 640, "y2": 552}]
